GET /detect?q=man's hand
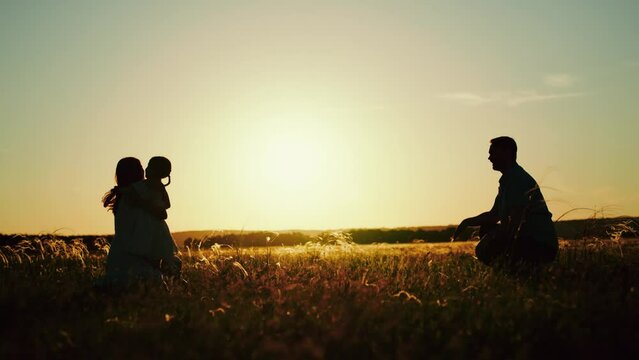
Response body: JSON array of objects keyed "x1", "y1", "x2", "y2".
[
  {"x1": 451, "y1": 210, "x2": 499, "y2": 241},
  {"x1": 451, "y1": 219, "x2": 469, "y2": 241}
]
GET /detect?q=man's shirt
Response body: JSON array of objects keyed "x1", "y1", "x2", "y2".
[{"x1": 491, "y1": 164, "x2": 558, "y2": 249}]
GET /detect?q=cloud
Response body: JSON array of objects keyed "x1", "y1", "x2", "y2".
[
  {"x1": 438, "y1": 93, "x2": 495, "y2": 106},
  {"x1": 544, "y1": 73, "x2": 578, "y2": 88},
  {"x1": 440, "y1": 91, "x2": 585, "y2": 107},
  {"x1": 505, "y1": 91, "x2": 585, "y2": 106}
]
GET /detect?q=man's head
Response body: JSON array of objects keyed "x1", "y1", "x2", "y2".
[{"x1": 488, "y1": 136, "x2": 517, "y2": 172}]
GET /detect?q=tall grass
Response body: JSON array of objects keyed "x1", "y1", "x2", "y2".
[{"x1": 1, "y1": 232, "x2": 638, "y2": 359}]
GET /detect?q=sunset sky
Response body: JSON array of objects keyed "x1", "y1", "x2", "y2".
[{"x1": 1, "y1": 1, "x2": 638, "y2": 234}]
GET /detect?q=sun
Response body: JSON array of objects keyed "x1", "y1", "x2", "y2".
[
  {"x1": 228, "y1": 114, "x2": 352, "y2": 212},
  {"x1": 259, "y1": 133, "x2": 323, "y2": 190}
]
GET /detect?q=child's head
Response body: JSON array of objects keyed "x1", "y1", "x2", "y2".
[{"x1": 146, "y1": 156, "x2": 172, "y2": 184}]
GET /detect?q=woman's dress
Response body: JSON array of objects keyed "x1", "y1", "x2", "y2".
[{"x1": 103, "y1": 192, "x2": 162, "y2": 287}]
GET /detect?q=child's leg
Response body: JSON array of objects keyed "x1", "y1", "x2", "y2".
[
  {"x1": 160, "y1": 255, "x2": 182, "y2": 277},
  {"x1": 170, "y1": 255, "x2": 182, "y2": 276}
]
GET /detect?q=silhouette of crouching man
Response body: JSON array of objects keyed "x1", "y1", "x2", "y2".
[{"x1": 453, "y1": 137, "x2": 558, "y2": 266}]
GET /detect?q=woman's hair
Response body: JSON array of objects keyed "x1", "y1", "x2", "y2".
[
  {"x1": 102, "y1": 157, "x2": 145, "y2": 213},
  {"x1": 148, "y1": 156, "x2": 172, "y2": 186}
]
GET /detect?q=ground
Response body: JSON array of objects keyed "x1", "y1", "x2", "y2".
[{"x1": 1, "y1": 237, "x2": 638, "y2": 359}]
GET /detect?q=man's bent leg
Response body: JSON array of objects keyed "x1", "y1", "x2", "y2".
[
  {"x1": 475, "y1": 224, "x2": 508, "y2": 265},
  {"x1": 510, "y1": 236, "x2": 558, "y2": 265}
]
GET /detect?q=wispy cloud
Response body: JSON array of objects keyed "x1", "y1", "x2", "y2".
[
  {"x1": 506, "y1": 91, "x2": 585, "y2": 106},
  {"x1": 441, "y1": 72, "x2": 586, "y2": 107},
  {"x1": 544, "y1": 73, "x2": 578, "y2": 88},
  {"x1": 438, "y1": 93, "x2": 494, "y2": 106},
  {"x1": 440, "y1": 90, "x2": 585, "y2": 107}
]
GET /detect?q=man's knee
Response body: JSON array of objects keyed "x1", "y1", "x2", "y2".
[
  {"x1": 479, "y1": 223, "x2": 498, "y2": 239},
  {"x1": 533, "y1": 243, "x2": 558, "y2": 264},
  {"x1": 475, "y1": 241, "x2": 492, "y2": 265},
  {"x1": 512, "y1": 236, "x2": 558, "y2": 264},
  {"x1": 476, "y1": 226, "x2": 515, "y2": 266},
  {"x1": 475, "y1": 236, "x2": 502, "y2": 265}
]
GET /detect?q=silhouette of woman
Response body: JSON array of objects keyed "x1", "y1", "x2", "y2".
[{"x1": 100, "y1": 157, "x2": 163, "y2": 288}]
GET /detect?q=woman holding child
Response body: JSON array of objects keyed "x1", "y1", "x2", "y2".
[{"x1": 101, "y1": 156, "x2": 180, "y2": 288}]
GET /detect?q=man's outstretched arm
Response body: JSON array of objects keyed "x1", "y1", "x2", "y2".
[{"x1": 452, "y1": 210, "x2": 499, "y2": 241}]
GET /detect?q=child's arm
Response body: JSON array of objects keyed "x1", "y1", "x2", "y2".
[
  {"x1": 161, "y1": 187, "x2": 171, "y2": 210},
  {"x1": 142, "y1": 180, "x2": 171, "y2": 210},
  {"x1": 121, "y1": 184, "x2": 168, "y2": 220}
]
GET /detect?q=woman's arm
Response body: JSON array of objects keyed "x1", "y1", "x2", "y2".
[{"x1": 120, "y1": 185, "x2": 168, "y2": 220}]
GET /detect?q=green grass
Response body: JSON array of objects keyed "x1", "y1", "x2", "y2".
[{"x1": 1, "y1": 237, "x2": 638, "y2": 359}]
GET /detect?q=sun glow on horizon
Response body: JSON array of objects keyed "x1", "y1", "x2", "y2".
[
  {"x1": 258, "y1": 129, "x2": 325, "y2": 191},
  {"x1": 215, "y1": 113, "x2": 360, "y2": 226}
]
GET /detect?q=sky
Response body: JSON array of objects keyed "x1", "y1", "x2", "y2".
[{"x1": 1, "y1": 0, "x2": 638, "y2": 234}]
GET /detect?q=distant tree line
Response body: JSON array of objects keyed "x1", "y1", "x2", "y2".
[
  {"x1": 180, "y1": 217, "x2": 639, "y2": 248},
  {"x1": 181, "y1": 228, "x2": 460, "y2": 249},
  {"x1": 1, "y1": 217, "x2": 637, "y2": 250},
  {"x1": 183, "y1": 232, "x2": 312, "y2": 249},
  {"x1": 349, "y1": 228, "x2": 457, "y2": 244}
]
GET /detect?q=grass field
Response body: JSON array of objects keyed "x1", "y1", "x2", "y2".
[{"x1": 1, "y1": 236, "x2": 638, "y2": 359}]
